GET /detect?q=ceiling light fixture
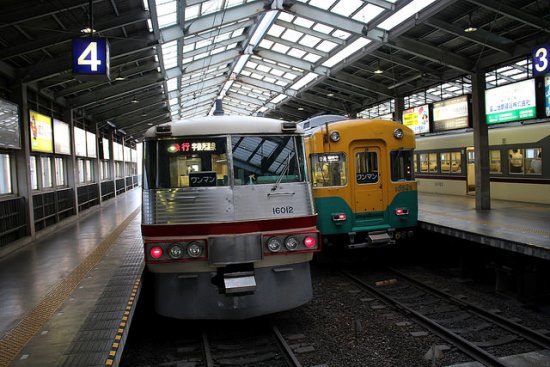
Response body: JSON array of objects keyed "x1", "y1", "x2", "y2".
[
  {"x1": 114, "y1": 69, "x2": 126, "y2": 81},
  {"x1": 464, "y1": 14, "x2": 477, "y2": 33},
  {"x1": 131, "y1": 96, "x2": 138, "y2": 104},
  {"x1": 374, "y1": 61, "x2": 384, "y2": 74}
]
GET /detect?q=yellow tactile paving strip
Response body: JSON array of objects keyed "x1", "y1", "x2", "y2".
[
  {"x1": 0, "y1": 207, "x2": 140, "y2": 367},
  {"x1": 105, "y1": 278, "x2": 141, "y2": 366}
]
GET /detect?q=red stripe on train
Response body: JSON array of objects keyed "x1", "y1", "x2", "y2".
[{"x1": 141, "y1": 215, "x2": 318, "y2": 237}]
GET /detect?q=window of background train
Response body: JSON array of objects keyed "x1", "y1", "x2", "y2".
[
  {"x1": 440, "y1": 152, "x2": 462, "y2": 174},
  {"x1": 489, "y1": 150, "x2": 502, "y2": 174},
  {"x1": 526, "y1": 148, "x2": 542, "y2": 175},
  {"x1": 509, "y1": 148, "x2": 524, "y2": 174},
  {"x1": 419, "y1": 153, "x2": 437, "y2": 173}
]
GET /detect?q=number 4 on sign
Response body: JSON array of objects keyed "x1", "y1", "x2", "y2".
[{"x1": 78, "y1": 42, "x2": 102, "y2": 72}]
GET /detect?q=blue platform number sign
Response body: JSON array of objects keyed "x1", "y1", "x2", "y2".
[
  {"x1": 72, "y1": 38, "x2": 110, "y2": 77},
  {"x1": 533, "y1": 44, "x2": 550, "y2": 77}
]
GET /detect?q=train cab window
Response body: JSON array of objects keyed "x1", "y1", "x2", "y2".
[
  {"x1": 509, "y1": 148, "x2": 524, "y2": 174},
  {"x1": 489, "y1": 150, "x2": 502, "y2": 174},
  {"x1": 390, "y1": 149, "x2": 413, "y2": 181},
  {"x1": 355, "y1": 151, "x2": 378, "y2": 184},
  {"x1": 231, "y1": 135, "x2": 304, "y2": 186},
  {"x1": 146, "y1": 137, "x2": 229, "y2": 189},
  {"x1": 526, "y1": 148, "x2": 542, "y2": 175},
  {"x1": 310, "y1": 153, "x2": 347, "y2": 187}
]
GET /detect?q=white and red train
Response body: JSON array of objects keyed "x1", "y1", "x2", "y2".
[{"x1": 141, "y1": 115, "x2": 319, "y2": 319}]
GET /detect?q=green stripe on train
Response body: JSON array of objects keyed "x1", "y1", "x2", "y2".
[{"x1": 314, "y1": 191, "x2": 418, "y2": 236}]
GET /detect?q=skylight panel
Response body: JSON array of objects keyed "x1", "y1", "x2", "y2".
[
  {"x1": 378, "y1": 0, "x2": 437, "y2": 31},
  {"x1": 200, "y1": 0, "x2": 222, "y2": 15},
  {"x1": 268, "y1": 24, "x2": 285, "y2": 37},
  {"x1": 284, "y1": 72, "x2": 298, "y2": 80},
  {"x1": 313, "y1": 23, "x2": 333, "y2": 34},
  {"x1": 259, "y1": 39, "x2": 274, "y2": 49},
  {"x1": 157, "y1": 1, "x2": 176, "y2": 16},
  {"x1": 278, "y1": 12, "x2": 294, "y2": 23},
  {"x1": 270, "y1": 69, "x2": 284, "y2": 77},
  {"x1": 196, "y1": 39, "x2": 212, "y2": 49},
  {"x1": 251, "y1": 73, "x2": 264, "y2": 80},
  {"x1": 241, "y1": 70, "x2": 251, "y2": 77},
  {"x1": 322, "y1": 37, "x2": 371, "y2": 68},
  {"x1": 214, "y1": 33, "x2": 231, "y2": 42},
  {"x1": 275, "y1": 80, "x2": 287, "y2": 87},
  {"x1": 352, "y1": 4, "x2": 385, "y2": 24},
  {"x1": 300, "y1": 34, "x2": 321, "y2": 48},
  {"x1": 317, "y1": 40, "x2": 338, "y2": 53},
  {"x1": 288, "y1": 49, "x2": 307, "y2": 59},
  {"x1": 293, "y1": 17, "x2": 314, "y2": 29},
  {"x1": 272, "y1": 43, "x2": 290, "y2": 54},
  {"x1": 158, "y1": 13, "x2": 177, "y2": 28},
  {"x1": 331, "y1": 0, "x2": 363, "y2": 17},
  {"x1": 290, "y1": 72, "x2": 318, "y2": 91},
  {"x1": 282, "y1": 29, "x2": 303, "y2": 42},
  {"x1": 183, "y1": 44, "x2": 195, "y2": 53},
  {"x1": 303, "y1": 53, "x2": 322, "y2": 63},
  {"x1": 211, "y1": 46, "x2": 225, "y2": 55},
  {"x1": 264, "y1": 76, "x2": 276, "y2": 84},
  {"x1": 257, "y1": 65, "x2": 271, "y2": 73},
  {"x1": 308, "y1": 0, "x2": 336, "y2": 10},
  {"x1": 185, "y1": 4, "x2": 200, "y2": 20},
  {"x1": 332, "y1": 29, "x2": 351, "y2": 40},
  {"x1": 271, "y1": 94, "x2": 288, "y2": 104},
  {"x1": 166, "y1": 78, "x2": 178, "y2": 91}
]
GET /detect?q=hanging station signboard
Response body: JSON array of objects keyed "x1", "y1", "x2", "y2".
[
  {"x1": 72, "y1": 37, "x2": 110, "y2": 81},
  {"x1": 485, "y1": 79, "x2": 536, "y2": 124}
]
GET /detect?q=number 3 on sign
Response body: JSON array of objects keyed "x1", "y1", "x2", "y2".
[
  {"x1": 77, "y1": 42, "x2": 102, "y2": 72},
  {"x1": 533, "y1": 45, "x2": 550, "y2": 76}
]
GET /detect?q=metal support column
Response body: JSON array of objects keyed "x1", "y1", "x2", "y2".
[{"x1": 471, "y1": 72, "x2": 490, "y2": 210}]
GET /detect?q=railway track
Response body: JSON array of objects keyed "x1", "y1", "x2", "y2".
[
  {"x1": 121, "y1": 316, "x2": 309, "y2": 367},
  {"x1": 341, "y1": 267, "x2": 550, "y2": 366}
]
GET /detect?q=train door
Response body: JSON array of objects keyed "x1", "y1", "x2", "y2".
[
  {"x1": 466, "y1": 147, "x2": 476, "y2": 194},
  {"x1": 352, "y1": 146, "x2": 385, "y2": 213}
]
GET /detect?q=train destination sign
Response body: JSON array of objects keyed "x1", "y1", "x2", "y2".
[{"x1": 72, "y1": 37, "x2": 110, "y2": 80}]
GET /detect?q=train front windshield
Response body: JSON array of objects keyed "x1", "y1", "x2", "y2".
[{"x1": 143, "y1": 135, "x2": 306, "y2": 189}]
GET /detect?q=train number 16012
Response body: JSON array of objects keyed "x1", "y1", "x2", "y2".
[{"x1": 272, "y1": 206, "x2": 294, "y2": 215}]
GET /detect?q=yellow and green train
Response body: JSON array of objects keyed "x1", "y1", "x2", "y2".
[{"x1": 301, "y1": 115, "x2": 418, "y2": 250}]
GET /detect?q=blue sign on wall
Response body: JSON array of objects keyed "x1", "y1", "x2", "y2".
[
  {"x1": 72, "y1": 38, "x2": 110, "y2": 79},
  {"x1": 533, "y1": 44, "x2": 550, "y2": 76}
]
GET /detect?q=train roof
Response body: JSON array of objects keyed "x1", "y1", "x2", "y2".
[
  {"x1": 144, "y1": 115, "x2": 304, "y2": 138},
  {"x1": 304, "y1": 117, "x2": 414, "y2": 135}
]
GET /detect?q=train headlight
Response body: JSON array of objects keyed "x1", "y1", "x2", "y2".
[
  {"x1": 187, "y1": 241, "x2": 203, "y2": 258},
  {"x1": 304, "y1": 236, "x2": 317, "y2": 248},
  {"x1": 329, "y1": 131, "x2": 341, "y2": 142},
  {"x1": 393, "y1": 128, "x2": 404, "y2": 139},
  {"x1": 284, "y1": 236, "x2": 299, "y2": 251},
  {"x1": 168, "y1": 244, "x2": 184, "y2": 259},
  {"x1": 267, "y1": 237, "x2": 282, "y2": 252},
  {"x1": 150, "y1": 246, "x2": 163, "y2": 259}
]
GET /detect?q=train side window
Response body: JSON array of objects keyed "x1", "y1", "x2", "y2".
[
  {"x1": 440, "y1": 152, "x2": 450, "y2": 173},
  {"x1": 508, "y1": 148, "x2": 524, "y2": 174},
  {"x1": 428, "y1": 153, "x2": 438, "y2": 173},
  {"x1": 355, "y1": 151, "x2": 378, "y2": 184},
  {"x1": 419, "y1": 153, "x2": 429, "y2": 173},
  {"x1": 450, "y1": 152, "x2": 461, "y2": 173},
  {"x1": 413, "y1": 153, "x2": 418, "y2": 172},
  {"x1": 489, "y1": 150, "x2": 501, "y2": 174},
  {"x1": 526, "y1": 148, "x2": 542, "y2": 175},
  {"x1": 311, "y1": 153, "x2": 347, "y2": 187}
]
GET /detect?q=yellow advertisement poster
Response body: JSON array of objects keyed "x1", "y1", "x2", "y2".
[{"x1": 30, "y1": 110, "x2": 53, "y2": 153}]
